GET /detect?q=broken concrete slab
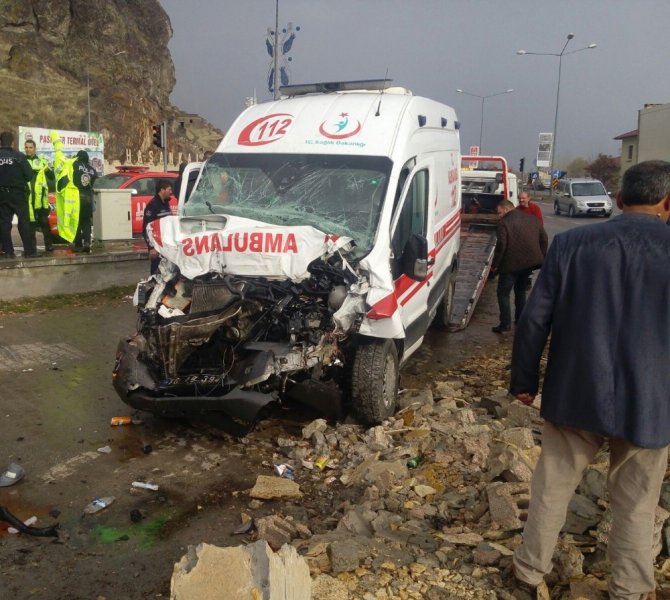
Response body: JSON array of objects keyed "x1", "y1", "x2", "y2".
[
  {"x1": 249, "y1": 475, "x2": 302, "y2": 500},
  {"x1": 256, "y1": 514, "x2": 298, "y2": 550},
  {"x1": 563, "y1": 494, "x2": 602, "y2": 535},
  {"x1": 498, "y1": 427, "x2": 535, "y2": 450},
  {"x1": 487, "y1": 441, "x2": 534, "y2": 483},
  {"x1": 487, "y1": 482, "x2": 529, "y2": 531},
  {"x1": 170, "y1": 540, "x2": 310, "y2": 600}
]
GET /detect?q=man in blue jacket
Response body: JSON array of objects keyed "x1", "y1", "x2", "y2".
[{"x1": 509, "y1": 160, "x2": 670, "y2": 600}]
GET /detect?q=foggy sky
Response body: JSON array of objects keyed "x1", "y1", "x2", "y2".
[{"x1": 160, "y1": 0, "x2": 670, "y2": 169}]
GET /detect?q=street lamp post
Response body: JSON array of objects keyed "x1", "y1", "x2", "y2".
[
  {"x1": 273, "y1": 0, "x2": 279, "y2": 100},
  {"x1": 517, "y1": 34, "x2": 596, "y2": 194},
  {"x1": 455, "y1": 88, "x2": 514, "y2": 153}
]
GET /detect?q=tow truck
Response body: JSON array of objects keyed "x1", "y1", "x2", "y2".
[{"x1": 448, "y1": 155, "x2": 517, "y2": 331}]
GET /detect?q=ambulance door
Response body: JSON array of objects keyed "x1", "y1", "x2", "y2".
[
  {"x1": 177, "y1": 162, "x2": 203, "y2": 214},
  {"x1": 389, "y1": 157, "x2": 435, "y2": 351}
]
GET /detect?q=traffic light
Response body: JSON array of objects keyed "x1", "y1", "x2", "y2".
[
  {"x1": 519, "y1": 157, "x2": 525, "y2": 172},
  {"x1": 152, "y1": 123, "x2": 163, "y2": 148}
]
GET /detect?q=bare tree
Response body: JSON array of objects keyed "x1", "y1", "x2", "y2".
[{"x1": 586, "y1": 154, "x2": 620, "y2": 191}]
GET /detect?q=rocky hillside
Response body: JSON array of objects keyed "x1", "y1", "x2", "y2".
[{"x1": 0, "y1": 0, "x2": 222, "y2": 161}]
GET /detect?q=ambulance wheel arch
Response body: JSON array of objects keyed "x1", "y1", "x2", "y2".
[
  {"x1": 432, "y1": 259, "x2": 458, "y2": 329},
  {"x1": 350, "y1": 337, "x2": 400, "y2": 425}
]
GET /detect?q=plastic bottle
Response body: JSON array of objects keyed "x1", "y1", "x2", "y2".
[
  {"x1": 131, "y1": 481, "x2": 159, "y2": 491},
  {"x1": 83, "y1": 496, "x2": 115, "y2": 514},
  {"x1": 406, "y1": 455, "x2": 423, "y2": 469},
  {"x1": 110, "y1": 416, "x2": 132, "y2": 426}
]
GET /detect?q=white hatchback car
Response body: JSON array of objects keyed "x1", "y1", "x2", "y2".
[{"x1": 554, "y1": 178, "x2": 612, "y2": 218}]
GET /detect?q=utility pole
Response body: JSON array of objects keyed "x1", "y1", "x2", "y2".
[
  {"x1": 87, "y1": 73, "x2": 91, "y2": 131},
  {"x1": 273, "y1": 0, "x2": 279, "y2": 100}
]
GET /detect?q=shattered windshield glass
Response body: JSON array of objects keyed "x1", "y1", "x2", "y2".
[{"x1": 183, "y1": 153, "x2": 392, "y2": 257}]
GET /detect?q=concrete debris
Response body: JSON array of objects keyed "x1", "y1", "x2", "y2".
[
  {"x1": 249, "y1": 475, "x2": 302, "y2": 500},
  {"x1": 487, "y1": 482, "x2": 529, "y2": 530},
  {"x1": 302, "y1": 418, "x2": 328, "y2": 440},
  {"x1": 174, "y1": 345, "x2": 670, "y2": 599},
  {"x1": 311, "y1": 574, "x2": 350, "y2": 600},
  {"x1": 563, "y1": 494, "x2": 602, "y2": 535},
  {"x1": 256, "y1": 514, "x2": 300, "y2": 550},
  {"x1": 170, "y1": 540, "x2": 310, "y2": 600},
  {"x1": 487, "y1": 441, "x2": 534, "y2": 482}
]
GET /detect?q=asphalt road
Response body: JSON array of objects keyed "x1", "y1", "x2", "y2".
[{"x1": 0, "y1": 205, "x2": 602, "y2": 599}]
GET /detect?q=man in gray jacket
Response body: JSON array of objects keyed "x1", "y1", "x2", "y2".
[{"x1": 509, "y1": 160, "x2": 670, "y2": 600}]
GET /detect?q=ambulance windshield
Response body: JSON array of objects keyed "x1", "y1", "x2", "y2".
[{"x1": 183, "y1": 153, "x2": 391, "y2": 256}]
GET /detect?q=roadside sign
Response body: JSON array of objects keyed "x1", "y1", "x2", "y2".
[{"x1": 537, "y1": 132, "x2": 552, "y2": 168}]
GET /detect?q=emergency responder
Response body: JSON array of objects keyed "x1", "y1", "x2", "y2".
[
  {"x1": 24, "y1": 139, "x2": 54, "y2": 253},
  {"x1": 142, "y1": 178, "x2": 174, "y2": 274},
  {"x1": 51, "y1": 131, "x2": 97, "y2": 251},
  {"x1": 71, "y1": 150, "x2": 97, "y2": 252},
  {"x1": 0, "y1": 131, "x2": 35, "y2": 258}
]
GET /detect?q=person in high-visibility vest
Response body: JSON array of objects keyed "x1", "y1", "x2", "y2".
[
  {"x1": 50, "y1": 131, "x2": 96, "y2": 250},
  {"x1": 50, "y1": 130, "x2": 79, "y2": 244},
  {"x1": 24, "y1": 139, "x2": 54, "y2": 253}
]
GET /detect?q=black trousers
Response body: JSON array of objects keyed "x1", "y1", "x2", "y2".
[
  {"x1": 496, "y1": 268, "x2": 534, "y2": 327},
  {"x1": 74, "y1": 195, "x2": 93, "y2": 248},
  {"x1": 30, "y1": 208, "x2": 54, "y2": 251},
  {"x1": 0, "y1": 188, "x2": 34, "y2": 256}
]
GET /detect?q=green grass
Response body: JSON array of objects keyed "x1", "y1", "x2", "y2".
[{"x1": 0, "y1": 285, "x2": 135, "y2": 316}]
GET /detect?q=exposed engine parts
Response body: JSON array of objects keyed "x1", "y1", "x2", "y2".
[{"x1": 113, "y1": 254, "x2": 364, "y2": 419}]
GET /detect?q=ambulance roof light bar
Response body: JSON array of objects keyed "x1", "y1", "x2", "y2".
[{"x1": 280, "y1": 79, "x2": 394, "y2": 97}]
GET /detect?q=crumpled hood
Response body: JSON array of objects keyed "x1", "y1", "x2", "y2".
[{"x1": 147, "y1": 215, "x2": 354, "y2": 281}]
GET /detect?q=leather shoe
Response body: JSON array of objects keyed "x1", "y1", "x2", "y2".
[{"x1": 492, "y1": 324, "x2": 511, "y2": 333}]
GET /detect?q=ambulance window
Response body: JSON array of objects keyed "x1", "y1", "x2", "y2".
[{"x1": 392, "y1": 169, "x2": 428, "y2": 257}]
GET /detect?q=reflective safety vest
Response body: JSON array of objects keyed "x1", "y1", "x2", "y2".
[
  {"x1": 27, "y1": 155, "x2": 50, "y2": 222},
  {"x1": 51, "y1": 131, "x2": 80, "y2": 243}
]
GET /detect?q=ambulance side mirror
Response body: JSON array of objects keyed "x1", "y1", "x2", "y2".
[{"x1": 401, "y1": 233, "x2": 428, "y2": 282}]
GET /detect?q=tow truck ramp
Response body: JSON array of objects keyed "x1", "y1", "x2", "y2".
[{"x1": 448, "y1": 217, "x2": 498, "y2": 331}]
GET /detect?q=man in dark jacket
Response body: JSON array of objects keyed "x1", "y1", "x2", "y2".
[
  {"x1": 0, "y1": 131, "x2": 34, "y2": 258},
  {"x1": 509, "y1": 160, "x2": 670, "y2": 599},
  {"x1": 490, "y1": 200, "x2": 548, "y2": 333},
  {"x1": 142, "y1": 178, "x2": 174, "y2": 274}
]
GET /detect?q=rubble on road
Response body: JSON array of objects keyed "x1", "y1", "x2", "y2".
[{"x1": 173, "y1": 345, "x2": 670, "y2": 598}]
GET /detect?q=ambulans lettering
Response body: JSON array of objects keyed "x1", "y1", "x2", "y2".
[{"x1": 182, "y1": 232, "x2": 299, "y2": 256}]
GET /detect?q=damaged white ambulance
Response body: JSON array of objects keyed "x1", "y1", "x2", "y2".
[{"x1": 113, "y1": 80, "x2": 461, "y2": 425}]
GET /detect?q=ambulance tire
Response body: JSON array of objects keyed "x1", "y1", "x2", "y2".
[
  {"x1": 433, "y1": 271, "x2": 456, "y2": 329},
  {"x1": 351, "y1": 338, "x2": 399, "y2": 425}
]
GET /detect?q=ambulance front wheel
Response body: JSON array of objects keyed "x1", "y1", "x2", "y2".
[{"x1": 350, "y1": 338, "x2": 399, "y2": 425}]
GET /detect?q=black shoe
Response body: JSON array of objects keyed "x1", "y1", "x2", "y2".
[
  {"x1": 45, "y1": 247, "x2": 54, "y2": 253},
  {"x1": 1, "y1": 253, "x2": 17, "y2": 259},
  {"x1": 23, "y1": 252, "x2": 40, "y2": 258},
  {"x1": 492, "y1": 324, "x2": 511, "y2": 333},
  {"x1": 83, "y1": 246, "x2": 91, "y2": 254}
]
